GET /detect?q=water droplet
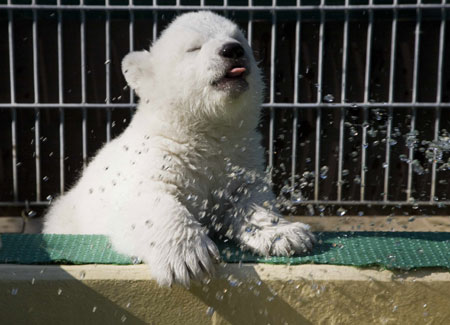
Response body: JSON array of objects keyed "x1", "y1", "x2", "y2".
[
  {"x1": 121, "y1": 315, "x2": 127, "y2": 323},
  {"x1": 131, "y1": 256, "x2": 141, "y2": 264},
  {"x1": 389, "y1": 139, "x2": 397, "y2": 146},
  {"x1": 291, "y1": 191, "x2": 303, "y2": 204},
  {"x1": 104, "y1": 60, "x2": 111, "y2": 65},
  {"x1": 206, "y1": 306, "x2": 214, "y2": 316},
  {"x1": 399, "y1": 154, "x2": 409, "y2": 162},
  {"x1": 350, "y1": 127, "x2": 358, "y2": 136},
  {"x1": 227, "y1": 275, "x2": 240, "y2": 287},
  {"x1": 307, "y1": 204, "x2": 315, "y2": 216},
  {"x1": 57, "y1": 288, "x2": 63, "y2": 295},
  {"x1": 46, "y1": 195, "x2": 53, "y2": 201},
  {"x1": 42, "y1": 176, "x2": 49, "y2": 182},
  {"x1": 320, "y1": 166, "x2": 329, "y2": 179},
  {"x1": 337, "y1": 207, "x2": 347, "y2": 216},
  {"x1": 215, "y1": 292, "x2": 224, "y2": 301},
  {"x1": 92, "y1": 306, "x2": 97, "y2": 313},
  {"x1": 411, "y1": 160, "x2": 424, "y2": 175},
  {"x1": 27, "y1": 210, "x2": 37, "y2": 218},
  {"x1": 323, "y1": 94, "x2": 334, "y2": 103},
  {"x1": 11, "y1": 288, "x2": 18, "y2": 295},
  {"x1": 368, "y1": 128, "x2": 378, "y2": 137},
  {"x1": 79, "y1": 271, "x2": 86, "y2": 279}
]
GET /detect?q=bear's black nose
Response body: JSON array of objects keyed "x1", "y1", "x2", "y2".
[{"x1": 220, "y1": 42, "x2": 245, "y2": 59}]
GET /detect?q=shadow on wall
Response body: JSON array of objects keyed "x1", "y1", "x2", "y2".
[
  {"x1": 0, "y1": 265, "x2": 313, "y2": 325},
  {"x1": 0, "y1": 238, "x2": 144, "y2": 325},
  {"x1": 190, "y1": 265, "x2": 312, "y2": 325},
  {"x1": 0, "y1": 275, "x2": 146, "y2": 325}
]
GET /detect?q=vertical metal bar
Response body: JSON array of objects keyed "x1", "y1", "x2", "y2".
[
  {"x1": 8, "y1": 7, "x2": 18, "y2": 202},
  {"x1": 430, "y1": 2, "x2": 446, "y2": 201},
  {"x1": 152, "y1": 10, "x2": 158, "y2": 42},
  {"x1": 268, "y1": 9, "x2": 276, "y2": 177},
  {"x1": 57, "y1": 4, "x2": 65, "y2": 194},
  {"x1": 129, "y1": 6, "x2": 135, "y2": 115},
  {"x1": 11, "y1": 110, "x2": 18, "y2": 202},
  {"x1": 383, "y1": 113, "x2": 393, "y2": 201},
  {"x1": 224, "y1": 0, "x2": 229, "y2": 18},
  {"x1": 151, "y1": 4, "x2": 158, "y2": 129},
  {"x1": 406, "y1": 4, "x2": 421, "y2": 201},
  {"x1": 384, "y1": 2, "x2": 397, "y2": 202},
  {"x1": 361, "y1": 4, "x2": 373, "y2": 201},
  {"x1": 105, "y1": 7, "x2": 111, "y2": 143},
  {"x1": 291, "y1": 6, "x2": 301, "y2": 191},
  {"x1": 314, "y1": 2, "x2": 325, "y2": 201},
  {"x1": 247, "y1": 0, "x2": 253, "y2": 45},
  {"x1": 337, "y1": 3, "x2": 349, "y2": 202},
  {"x1": 32, "y1": 6, "x2": 41, "y2": 202},
  {"x1": 80, "y1": 5, "x2": 88, "y2": 169},
  {"x1": 430, "y1": 109, "x2": 441, "y2": 201}
]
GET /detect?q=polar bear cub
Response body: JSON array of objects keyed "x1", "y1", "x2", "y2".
[{"x1": 43, "y1": 11, "x2": 315, "y2": 287}]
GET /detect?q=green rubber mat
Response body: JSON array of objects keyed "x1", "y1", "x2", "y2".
[{"x1": 0, "y1": 232, "x2": 449, "y2": 270}]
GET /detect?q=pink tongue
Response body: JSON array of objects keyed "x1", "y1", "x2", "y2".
[{"x1": 227, "y1": 67, "x2": 246, "y2": 77}]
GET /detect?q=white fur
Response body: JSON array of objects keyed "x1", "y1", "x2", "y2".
[{"x1": 43, "y1": 11, "x2": 315, "y2": 287}]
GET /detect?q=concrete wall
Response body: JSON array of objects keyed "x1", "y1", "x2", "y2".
[{"x1": 1, "y1": 264, "x2": 449, "y2": 324}]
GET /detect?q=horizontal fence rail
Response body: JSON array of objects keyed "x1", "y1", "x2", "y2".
[
  {"x1": 0, "y1": 1, "x2": 449, "y2": 217},
  {"x1": 1, "y1": 4, "x2": 450, "y2": 11}
]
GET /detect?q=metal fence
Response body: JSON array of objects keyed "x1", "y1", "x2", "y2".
[{"x1": 0, "y1": 0, "x2": 450, "y2": 218}]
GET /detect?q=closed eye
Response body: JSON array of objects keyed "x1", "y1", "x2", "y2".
[{"x1": 187, "y1": 46, "x2": 202, "y2": 53}]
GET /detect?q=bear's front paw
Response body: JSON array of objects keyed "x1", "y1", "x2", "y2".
[
  {"x1": 240, "y1": 221, "x2": 316, "y2": 257},
  {"x1": 148, "y1": 230, "x2": 220, "y2": 288},
  {"x1": 268, "y1": 222, "x2": 316, "y2": 256}
]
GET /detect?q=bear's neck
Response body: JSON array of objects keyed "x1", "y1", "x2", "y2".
[{"x1": 131, "y1": 99, "x2": 260, "y2": 139}]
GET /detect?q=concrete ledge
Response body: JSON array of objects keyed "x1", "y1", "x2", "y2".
[{"x1": 1, "y1": 264, "x2": 449, "y2": 324}]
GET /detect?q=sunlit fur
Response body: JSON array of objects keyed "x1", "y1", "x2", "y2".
[{"x1": 43, "y1": 11, "x2": 315, "y2": 287}]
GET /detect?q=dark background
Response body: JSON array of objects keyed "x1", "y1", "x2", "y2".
[{"x1": 1, "y1": 2, "x2": 450, "y2": 217}]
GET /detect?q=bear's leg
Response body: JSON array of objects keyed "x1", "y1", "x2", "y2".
[
  {"x1": 108, "y1": 193, "x2": 220, "y2": 287},
  {"x1": 221, "y1": 186, "x2": 316, "y2": 257}
]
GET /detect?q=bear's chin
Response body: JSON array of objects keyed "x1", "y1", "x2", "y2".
[{"x1": 212, "y1": 77, "x2": 249, "y2": 97}]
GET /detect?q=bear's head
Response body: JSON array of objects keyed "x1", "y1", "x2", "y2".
[{"x1": 122, "y1": 11, "x2": 263, "y2": 124}]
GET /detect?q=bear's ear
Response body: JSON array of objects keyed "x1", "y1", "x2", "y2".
[{"x1": 121, "y1": 50, "x2": 152, "y2": 91}]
